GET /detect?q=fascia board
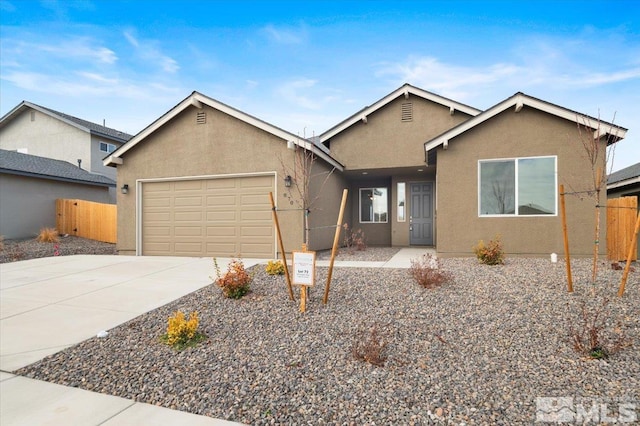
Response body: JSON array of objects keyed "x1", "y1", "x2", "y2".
[
  {"x1": 320, "y1": 85, "x2": 481, "y2": 142},
  {"x1": 104, "y1": 92, "x2": 344, "y2": 171},
  {"x1": 424, "y1": 94, "x2": 628, "y2": 153},
  {"x1": 607, "y1": 176, "x2": 640, "y2": 190}
]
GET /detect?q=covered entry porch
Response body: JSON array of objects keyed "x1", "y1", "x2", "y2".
[{"x1": 341, "y1": 166, "x2": 436, "y2": 247}]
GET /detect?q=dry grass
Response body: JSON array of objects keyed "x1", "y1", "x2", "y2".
[{"x1": 36, "y1": 227, "x2": 60, "y2": 243}]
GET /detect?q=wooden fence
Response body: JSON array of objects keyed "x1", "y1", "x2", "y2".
[
  {"x1": 607, "y1": 196, "x2": 638, "y2": 261},
  {"x1": 56, "y1": 199, "x2": 117, "y2": 244}
]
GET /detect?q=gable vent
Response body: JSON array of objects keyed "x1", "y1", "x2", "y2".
[
  {"x1": 196, "y1": 111, "x2": 206, "y2": 124},
  {"x1": 401, "y1": 102, "x2": 413, "y2": 122}
]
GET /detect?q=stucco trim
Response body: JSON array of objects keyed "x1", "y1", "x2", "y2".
[
  {"x1": 134, "y1": 171, "x2": 278, "y2": 256},
  {"x1": 105, "y1": 92, "x2": 343, "y2": 171},
  {"x1": 424, "y1": 93, "x2": 628, "y2": 154},
  {"x1": 319, "y1": 83, "x2": 481, "y2": 142}
]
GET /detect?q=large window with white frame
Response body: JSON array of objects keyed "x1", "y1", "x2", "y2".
[
  {"x1": 360, "y1": 188, "x2": 388, "y2": 223},
  {"x1": 479, "y1": 156, "x2": 557, "y2": 216}
]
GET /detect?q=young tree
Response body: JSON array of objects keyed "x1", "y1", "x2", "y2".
[
  {"x1": 573, "y1": 112, "x2": 620, "y2": 282},
  {"x1": 280, "y1": 135, "x2": 336, "y2": 247}
]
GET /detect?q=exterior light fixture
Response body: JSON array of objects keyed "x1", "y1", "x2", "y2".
[
  {"x1": 284, "y1": 175, "x2": 292, "y2": 187},
  {"x1": 121, "y1": 184, "x2": 129, "y2": 194}
]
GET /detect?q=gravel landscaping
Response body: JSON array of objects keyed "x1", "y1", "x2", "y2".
[
  {"x1": 0, "y1": 235, "x2": 117, "y2": 263},
  {"x1": 16, "y1": 251, "x2": 639, "y2": 424}
]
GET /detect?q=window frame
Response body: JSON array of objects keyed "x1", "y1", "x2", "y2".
[
  {"x1": 99, "y1": 142, "x2": 117, "y2": 153},
  {"x1": 478, "y1": 155, "x2": 557, "y2": 217},
  {"x1": 359, "y1": 187, "x2": 389, "y2": 223}
]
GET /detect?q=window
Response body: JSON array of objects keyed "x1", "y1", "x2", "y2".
[
  {"x1": 360, "y1": 188, "x2": 388, "y2": 223},
  {"x1": 397, "y1": 182, "x2": 406, "y2": 222},
  {"x1": 479, "y1": 156, "x2": 556, "y2": 216},
  {"x1": 100, "y1": 142, "x2": 116, "y2": 153}
]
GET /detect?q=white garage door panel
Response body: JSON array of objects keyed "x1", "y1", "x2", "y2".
[{"x1": 142, "y1": 175, "x2": 274, "y2": 257}]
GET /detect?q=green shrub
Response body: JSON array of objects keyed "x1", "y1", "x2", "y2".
[{"x1": 473, "y1": 236, "x2": 505, "y2": 265}]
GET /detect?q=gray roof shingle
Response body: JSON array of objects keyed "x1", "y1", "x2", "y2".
[
  {"x1": 608, "y1": 162, "x2": 640, "y2": 185},
  {"x1": 35, "y1": 103, "x2": 134, "y2": 142},
  {"x1": 0, "y1": 149, "x2": 116, "y2": 186}
]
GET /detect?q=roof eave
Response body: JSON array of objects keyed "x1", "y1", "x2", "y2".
[
  {"x1": 607, "y1": 176, "x2": 640, "y2": 190},
  {"x1": 107, "y1": 92, "x2": 344, "y2": 172},
  {"x1": 319, "y1": 84, "x2": 482, "y2": 142},
  {"x1": 0, "y1": 168, "x2": 115, "y2": 187},
  {"x1": 424, "y1": 93, "x2": 628, "y2": 153}
]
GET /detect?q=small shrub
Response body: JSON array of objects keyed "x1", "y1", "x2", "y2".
[
  {"x1": 36, "y1": 227, "x2": 59, "y2": 243},
  {"x1": 343, "y1": 222, "x2": 367, "y2": 253},
  {"x1": 213, "y1": 257, "x2": 252, "y2": 299},
  {"x1": 0, "y1": 235, "x2": 4, "y2": 251},
  {"x1": 473, "y1": 236, "x2": 505, "y2": 265},
  {"x1": 352, "y1": 325, "x2": 388, "y2": 367},
  {"x1": 409, "y1": 254, "x2": 451, "y2": 289},
  {"x1": 161, "y1": 310, "x2": 205, "y2": 350},
  {"x1": 568, "y1": 297, "x2": 628, "y2": 360},
  {"x1": 266, "y1": 259, "x2": 285, "y2": 275}
]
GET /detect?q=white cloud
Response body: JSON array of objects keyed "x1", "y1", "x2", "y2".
[
  {"x1": 122, "y1": 29, "x2": 179, "y2": 73},
  {"x1": 3, "y1": 38, "x2": 117, "y2": 64},
  {"x1": 263, "y1": 24, "x2": 307, "y2": 44},
  {"x1": 275, "y1": 79, "x2": 322, "y2": 110},
  {"x1": 1, "y1": 70, "x2": 181, "y2": 101}
]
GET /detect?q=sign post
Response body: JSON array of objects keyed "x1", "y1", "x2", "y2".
[{"x1": 292, "y1": 245, "x2": 316, "y2": 312}]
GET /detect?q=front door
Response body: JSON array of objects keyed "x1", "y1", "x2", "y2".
[{"x1": 410, "y1": 182, "x2": 433, "y2": 246}]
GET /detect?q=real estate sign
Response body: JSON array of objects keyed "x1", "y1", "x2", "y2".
[{"x1": 292, "y1": 251, "x2": 316, "y2": 286}]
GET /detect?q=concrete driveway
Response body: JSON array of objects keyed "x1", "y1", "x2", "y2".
[
  {"x1": 0, "y1": 248, "x2": 429, "y2": 425},
  {"x1": 1, "y1": 255, "x2": 256, "y2": 425}
]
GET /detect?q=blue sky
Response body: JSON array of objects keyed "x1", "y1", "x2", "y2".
[{"x1": 1, "y1": 0, "x2": 638, "y2": 172}]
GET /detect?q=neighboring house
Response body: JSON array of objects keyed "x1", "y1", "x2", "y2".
[
  {"x1": 607, "y1": 162, "x2": 640, "y2": 259},
  {"x1": 0, "y1": 149, "x2": 115, "y2": 239},
  {"x1": 0, "y1": 101, "x2": 133, "y2": 185},
  {"x1": 104, "y1": 84, "x2": 627, "y2": 258},
  {"x1": 608, "y1": 162, "x2": 640, "y2": 199}
]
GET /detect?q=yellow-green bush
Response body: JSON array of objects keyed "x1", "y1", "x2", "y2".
[
  {"x1": 266, "y1": 259, "x2": 285, "y2": 275},
  {"x1": 162, "y1": 310, "x2": 204, "y2": 350}
]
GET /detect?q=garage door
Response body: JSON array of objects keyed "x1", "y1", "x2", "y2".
[{"x1": 141, "y1": 175, "x2": 275, "y2": 257}]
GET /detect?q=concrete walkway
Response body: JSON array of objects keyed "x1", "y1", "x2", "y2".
[{"x1": 0, "y1": 248, "x2": 433, "y2": 425}]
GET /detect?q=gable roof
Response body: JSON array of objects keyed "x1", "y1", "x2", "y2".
[
  {"x1": 424, "y1": 92, "x2": 628, "y2": 155},
  {"x1": 0, "y1": 149, "x2": 115, "y2": 187},
  {"x1": 0, "y1": 101, "x2": 133, "y2": 143},
  {"x1": 607, "y1": 162, "x2": 640, "y2": 191},
  {"x1": 103, "y1": 91, "x2": 344, "y2": 171},
  {"x1": 319, "y1": 83, "x2": 482, "y2": 142}
]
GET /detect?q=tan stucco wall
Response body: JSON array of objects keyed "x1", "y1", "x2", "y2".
[
  {"x1": 114, "y1": 104, "x2": 343, "y2": 255},
  {"x1": 327, "y1": 94, "x2": 472, "y2": 170},
  {"x1": 436, "y1": 106, "x2": 607, "y2": 257},
  {"x1": 0, "y1": 109, "x2": 91, "y2": 170}
]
